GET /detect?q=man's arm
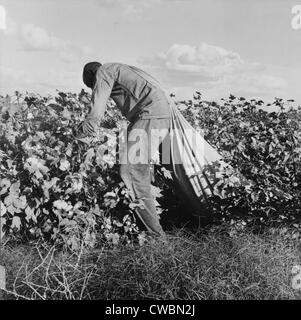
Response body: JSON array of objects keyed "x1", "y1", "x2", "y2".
[{"x1": 81, "y1": 68, "x2": 115, "y2": 136}]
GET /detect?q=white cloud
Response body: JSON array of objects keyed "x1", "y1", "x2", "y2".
[
  {"x1": 19, "y1": 23, "x2": 93, "y2": 63},
  {"x1": 140, "y1": 42, "x2": 287, "y2": 100},
  {"x1": 143, "y1": 43, "x2": 258, "y2": 78},
  {"x1": 1, "y1": 8, "x2": 93, "y2": 63},
  {"x1": 20, "y1": 24, "x2": 64, "y2": 51},
  {"x1": 0, "y1": 8, "x2": 94, "y2": 94}
]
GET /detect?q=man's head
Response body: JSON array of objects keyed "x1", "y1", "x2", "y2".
[{"x1": 83, "y1": 62, "x2": 102, "y2": 89}]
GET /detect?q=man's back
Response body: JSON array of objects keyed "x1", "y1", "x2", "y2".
[
  {"x1": 95, "y1": 63, "x2": 170, "y2": 122},
  {"x1": 109, "y1": 63, "x2": 162, "y2": 88}
]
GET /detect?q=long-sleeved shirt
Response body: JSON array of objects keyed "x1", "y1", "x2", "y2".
[{"x1": 81, "y1": 63, "x2": 171, "y2": 136}]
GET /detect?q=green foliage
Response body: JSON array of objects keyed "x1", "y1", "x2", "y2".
[
  {"x1": 0, "y1": 91, "x2": 140, "y2": 249},
  {"x1": 1, "y1": 90, "x2": 301, "y2": 250},
  {"x1": 180, "y1": 93, "x2": 301, "y2": 227}
]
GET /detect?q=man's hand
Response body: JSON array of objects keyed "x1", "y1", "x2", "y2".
[
  {"x1": 74, "y1": 121, "x2": 104, "y2": 145},
  {"x1": 74, "y1": 135, "x2": 98, "y2": 145},
  {"x1": 74, "y1": 121, "x2": 96, "y2": 145}
]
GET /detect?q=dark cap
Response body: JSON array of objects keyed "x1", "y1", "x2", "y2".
[{"x1": 83, "y1": 62, "x2": 102, "y2": 88}]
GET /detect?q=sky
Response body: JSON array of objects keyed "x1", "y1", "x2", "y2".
[{"x1": 0, "y1": 0, "x2": 301, "y2": 104}]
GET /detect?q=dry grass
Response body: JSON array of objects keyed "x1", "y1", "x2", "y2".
[{"x1": 1, "y1": 225, "x2": 301, "y2": 300}]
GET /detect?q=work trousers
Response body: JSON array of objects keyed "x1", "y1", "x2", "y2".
[{"x1": 119, "y1": 115, "x2": 171, "y2": 237}]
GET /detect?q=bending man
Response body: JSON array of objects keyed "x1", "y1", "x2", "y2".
[{"x1": 81, "y1": 62, "x2": 171, "y2": 238}]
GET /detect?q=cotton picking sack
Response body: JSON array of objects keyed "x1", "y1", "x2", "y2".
[{"x1": 169, "y1": 102, "x2": 232, "y2": 216}]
